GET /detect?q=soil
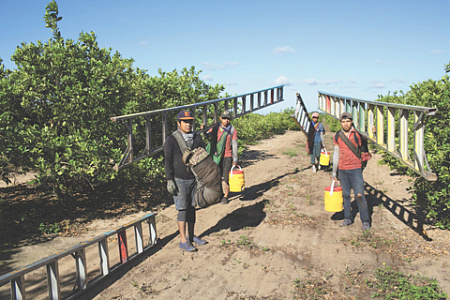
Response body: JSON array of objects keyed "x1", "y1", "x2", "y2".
[{"x1": 1, "y1": 129, "x2": 449, "y2": 299}]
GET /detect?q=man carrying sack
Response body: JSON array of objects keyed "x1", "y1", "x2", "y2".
[{"x1": 164, "y1": 111, "x2": 207, "y2": 252}]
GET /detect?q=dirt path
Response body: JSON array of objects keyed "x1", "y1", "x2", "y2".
[
  {"x1": 2, "y1": 130, "x2": 449, "y2": 299},
  {"x1": 92, "y1": 130, "x2": 450, "y2": 299}
]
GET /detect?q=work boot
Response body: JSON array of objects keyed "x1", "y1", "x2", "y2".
[
  {"x1": 188, "y1": 236, "x2": 207, "y2": 245},
  {"x1": 179, "y1": 241, "x2": 197, "y2": 252},
  {"x1": 312, "y1": 165, "x2": 316, "y2": 173},
  {"x1": 340, "y1": 219, "x2": 353, "y2": 227},
  {"x1": 362, "y1": 222, "x2": 371, "y2": 230}
]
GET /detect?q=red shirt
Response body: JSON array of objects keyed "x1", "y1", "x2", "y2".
[
  {"x1": 333, "y1": 128, "x2": 362, "y2": 170},
  {"x1": 207, "y1": 126, "x2": 238, "y2": 159},
  {"x1": 216, "y1": 126, "x2": 238, "y2": 158}
]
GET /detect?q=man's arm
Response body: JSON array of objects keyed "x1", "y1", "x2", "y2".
[
  {"x1": 231, "y1": 127, "x2": 238, "y2": 165},
  {"x1": 332, "y1": 145, "x2": 340, "y2": 180},
  {"x1": 163, "y1": 136, "x2": 174, "y2": 181},
  {"x1": 163, "y1": 136, "x2": 177, "y2": 195},
  {"x1": 320, "y1": 132, "x2": 326, "y2": 148}
]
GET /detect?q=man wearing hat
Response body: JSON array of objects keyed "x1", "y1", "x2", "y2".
[
  {"x1": 332, "y1": 112, "x2": 371, "y2": 229},
  {"x1": 164, "y1": 111, "x2": 207, "y2": 252},
  {"x1": 309, "y1": 112, "x2": 326, "y2": 173},
  {"x1": 204, "y1": 109, "x2": 239, "y2": 204}
]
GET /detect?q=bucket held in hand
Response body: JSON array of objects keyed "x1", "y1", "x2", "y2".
[
  {"x1": 324, "y1": 180, "x2": 343, "y2": 212},
  {"x1": 320, "y1": 149, "x2": 330, "y2": 166},
  {"x1": 229, "y1": 165, "x2": 245, "y2": 192}
]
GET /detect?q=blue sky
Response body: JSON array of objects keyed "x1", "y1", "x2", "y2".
[{"x1": 1, "y1": 0, "x2": 449, "y2": 113}]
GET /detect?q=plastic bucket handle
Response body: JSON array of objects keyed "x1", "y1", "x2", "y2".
[
  {"x1": 330, "y1": 179, "x2": 335, "y2": 196},
  {"x1": 230, "y1": 165, "x2": 242, "y2": 177}
]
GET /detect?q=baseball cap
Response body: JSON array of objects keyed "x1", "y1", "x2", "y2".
[
  {"x1": 221, "y1": 110, "x2": 232, "y2": 119},
  {"x1": 340, "y1": 112, "x2": 353, "y2": 120},
  {"x1": 312, "y1": 112, "x2": 319, "y2": 118},
  {"x1": 177, "y1": 111, "x2": 194, "y2": 121}
]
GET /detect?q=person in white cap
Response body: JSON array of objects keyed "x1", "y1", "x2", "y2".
[{"x1": 308, "y1": 112, "x2": 326, "y2": 172}]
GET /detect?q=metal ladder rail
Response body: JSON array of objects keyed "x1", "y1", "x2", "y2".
[
  {"x1": 110, "y1": 86, "x2": 284, "y2": 170},
  {"x1": 291, "y1": 92, "x2": 312, "y2": 136},
  {"x1": 0, "y1": 213, "x2": 157, "y2": 300},
  {"x1": 318, "y1": 91, "x2": 437, "y2": 181}
]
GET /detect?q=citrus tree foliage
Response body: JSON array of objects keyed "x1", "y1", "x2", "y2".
[
  {"x1": 0, "y1": 59, "x2": 14, "y2": 184},
  {"x1": 377, "y1": 74, "x2": 450, "y2": 229},
  {"x1": 0, "y1": 1, "x2": 224, "y2": 197},
  {"x1": 232, "y1": 108, "x2": 298, "y2": 149}
]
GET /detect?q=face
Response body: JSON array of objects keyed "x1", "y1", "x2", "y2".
[
  {"x1": 220, "y1": 117, "x2": 231, "y2": 127},
  {"x1": 178, "y1": 119, "x2": 194, "y2": 134},
  {"x1": 312, "y1": 116, "x2": 318, "y2": 123},
  {"x1": 340, "y1": 118, "x2": 353, "y2": 132}
]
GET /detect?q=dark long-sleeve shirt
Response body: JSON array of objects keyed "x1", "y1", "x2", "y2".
[{"x1": 164, "y1": 132, "x2": 205, "y2": 180}]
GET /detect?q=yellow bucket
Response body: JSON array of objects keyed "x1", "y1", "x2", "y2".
[
  {"x1": 324, "y1": 181, "x2": 343, "y2": 212},
  {"x1": 229, "y1": 165, "x2": 245, "y2": 192},
  {"x1": 320, "y1": 150, "x2": 330, "y2": 166}
]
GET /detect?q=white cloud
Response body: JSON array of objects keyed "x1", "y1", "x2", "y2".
[
  {"x1": 271, "y1": 46, "x2": 296, "y2": 55},
  {"x1": 304, "y1": 78, "x2": 347, "y2": 86},
  {"x1": 202, "y1": 62, "x2": 239, "y2": 71},
  {"x1": 226, "y1": 81, "x2": 238, "y2": 86},
  {"x1": 373, "y1": 60, "x2": 383, "y2": 64},
  {"x1": 201, "y1": 74, "x2": 213, "y2": 81},
  {"x1": 389, "y1": 78, "x2": 406, "y2": 83},
  {"x1": 324, "y1": 79, "x2": 343, "y2": 85},
  {"x1": 274, "y1": 75, "x2": 293, "y2": 86},
  {"x1": 431, "y1": 49, "x2": 444, "y2": 55},
  {"x1": 138, "y1": 41, "x2": 148, "y2": 46},
  {"x1": 304, "y1": 78, "x2": 319, "y2": 85},
  {"x1": 370, "y1": 80, "x2": 385, "y2": 88}
]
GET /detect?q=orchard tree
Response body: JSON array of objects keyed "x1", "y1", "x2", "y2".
[
  {"x1": 1, "y1": 1, "x2": 225, "y2": 198},
  {"x1": 378, "y1": 68, "x2": 450, "y2": 229}
]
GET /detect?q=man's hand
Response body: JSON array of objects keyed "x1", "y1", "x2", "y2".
[{"x1": 167, "y1": 180, "x2": 177, "y2": 195}]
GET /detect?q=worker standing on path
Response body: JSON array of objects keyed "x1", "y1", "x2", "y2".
[
  {"x1": 164, "y1": 111, "x2": 208, "y2": 252},
  {"x1": 332, "y1": 112, "x2": 371, "y2": 230},
  {"x1": 308, "y1": 112, "x2": 326, "y2": 173},
  {"x1": 203, "y1": 110, "x2": 239, "y2": 205}
]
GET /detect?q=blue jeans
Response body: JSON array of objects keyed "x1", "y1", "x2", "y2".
[
  {"x1": 173, "y1": 177, "x2": 196, "y2": 210},
  {"x1": 310, "y1": 142, "x2": 321, "y2": 164},
  {"x1": 338, "y1": 168, "x2": 370, "y2": 222}
]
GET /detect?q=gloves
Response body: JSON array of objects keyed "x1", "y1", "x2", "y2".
[{"x1": 167, "y1": 180, "x2": 177, "y2": 195}]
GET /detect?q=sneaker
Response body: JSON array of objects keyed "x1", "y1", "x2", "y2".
[
  {"x1": 189, "y1": 236, "x2": 207, "y2": 245},
  {"x1": 312, "y1": 165, "x2": 316, "y2": 173},
  {"x1": 318, "y1": 164, "x2": 321, "y2": 170},
  {"x1": 362, "y1": 222, "x2": 371, "y2": 230},
  {"x1": 220, "y1": 197, "x2": 229, "y2": 204},
  {"x1": 340, "y1": 219, "x2": 353, "y2": 227},
  {"x1": 179, "y1": 241, "x2": 196, "y2": 252}
]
